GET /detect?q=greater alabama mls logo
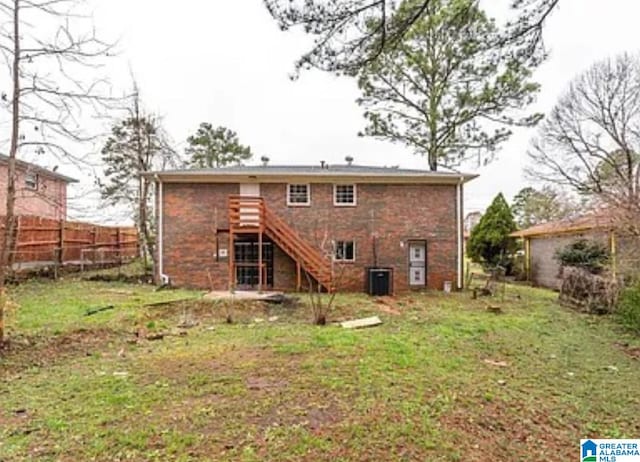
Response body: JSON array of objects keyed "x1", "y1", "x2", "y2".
[
  {"x1": 582, "y1": 440, "x2": 597, "y2": 461},
  {"x1": 581, "y1": 439, "x2": 640, "y2": 461}
]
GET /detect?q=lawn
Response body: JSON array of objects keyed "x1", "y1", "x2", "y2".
[{"x1": 1, "y1": 276, "x2": 639, "y2": 461}]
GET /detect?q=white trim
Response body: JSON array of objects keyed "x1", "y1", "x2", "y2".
[
  {"x1": 147, "y1": 173, "x2": 478, "y2": 185},
  {"x1": 239, "y1": 183, "x2": 260, "y2": 197},
  {"x1": 456, "y1": 179, "x2": 463, "y2": 290},
  {"x1": 157, "y1": 177, "x2": 164, "y2": 279},
  {"x1": 286, "y1": 183, "x2": 311, "y2": 206},
  {"x1": 333, "y1": 184, "x2": 357, "y2": 206},
  {"x1": 25, "y1": 172, "x2": 39, "y2": 190},
  {"x1": 334, "y1": 240, "x2": 356, "y2": 262}
]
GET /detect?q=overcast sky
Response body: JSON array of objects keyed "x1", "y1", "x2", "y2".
[{"x1": 11, "y1": 0, "x2": 640, "y2": 222}]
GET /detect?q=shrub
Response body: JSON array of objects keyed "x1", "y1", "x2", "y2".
[
  {"x1": 555, "y1": 239, "x2": 609, "y2": 274},
  {"x1": 559, "y1": 267, "x2": 621, "y2": 314},
  {"x1": 617, "y1": 283, "x2": 640, "y2": 333}
]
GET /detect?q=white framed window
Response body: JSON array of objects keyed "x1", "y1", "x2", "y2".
[
  {"x1": 287, "y1": 184, "x2": 310, "y2": 206},
  {"x1": 334, "y1": 240, "x2": 355, "y2": 262},
  {"x1": 334, "y1": 184, "x2": 356, "y2": 206},
  {"x1": 25, "y1": 172, "x2": 38, "y2": 190}
]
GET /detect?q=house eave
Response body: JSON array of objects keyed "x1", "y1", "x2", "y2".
[
  {"x1": 510, "y1": 224, "x2": 607, "y2": 239},
  {"x1": 145, "y1": 171, "x2": 478, "y2": 185},
  {"x1": 0, "y1": 154, "x2": 78, "y2": 183}
]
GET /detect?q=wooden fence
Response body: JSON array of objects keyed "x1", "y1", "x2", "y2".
[{"x1": 0, "y1": 215, "x2": 138, "y2": 266}]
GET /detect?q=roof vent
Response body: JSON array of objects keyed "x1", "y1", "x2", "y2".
[
  {"x1": 345, "y1": 156, "x2": 354, "y2": 166},
  {"x1": 260, "y1": 156, "x2": 270, "y2": 166}
]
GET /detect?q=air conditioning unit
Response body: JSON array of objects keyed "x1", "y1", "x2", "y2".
[{"x1": 366, "y1": 268, "x2": 393, "y2": 296}]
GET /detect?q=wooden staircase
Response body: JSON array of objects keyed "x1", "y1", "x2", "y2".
[{"x1": 228, "y1": 196, "x2": 333, "y2": 291}]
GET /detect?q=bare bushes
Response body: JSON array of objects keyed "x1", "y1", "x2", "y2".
[{"x1": 559, "y1": 267, "x2": 621, "y2": 314}]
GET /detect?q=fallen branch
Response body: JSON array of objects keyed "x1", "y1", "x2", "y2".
[{"x1": 85, "y1": 305, "x2": 115, "y2": 316}]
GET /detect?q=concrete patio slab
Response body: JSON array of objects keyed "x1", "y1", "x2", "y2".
[{"x1": 203, "y1": 290, "x2": 284, "y2": 301}]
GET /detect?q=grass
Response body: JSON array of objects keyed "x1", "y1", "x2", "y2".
[{"x1": 1, "y1": 275, "x2": 640, "y2": 461}]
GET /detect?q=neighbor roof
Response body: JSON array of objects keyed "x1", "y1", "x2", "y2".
[
  {"x1": 146, "y1": 164, "x2": 478, "y2": 184},
  {"x1": 511, "y1": 212, "x2": 613, "y2": 238},
  {"x1": 0, "y1": 154, "x2": 77, "y2": 183}
]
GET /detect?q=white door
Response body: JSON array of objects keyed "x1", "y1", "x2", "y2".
[
  {"x1": 238, "y1": 184, "x2": 261, "y2": 226},
  {"x1": 409, "y1": 242, "x2": 426, "y2": 286},
  {"x1": 240, "y1": 183, "x2": 260, "y2": 197}
]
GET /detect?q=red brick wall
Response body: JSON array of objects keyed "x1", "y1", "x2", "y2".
[
  {"x1": 160, "y1": 182, "x2": 459, "y2": 292},
  {"x1": 0, "y1": 164, "x2": 68, "y2": 219},
  {"x1": 161, "y1": 182, "x2": 238, "y2": 289}
]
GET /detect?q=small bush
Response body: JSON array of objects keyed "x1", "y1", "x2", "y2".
[
  {"x1": 617, "y1": 283, "x2": 640, "y2": 333},
  {"x1": 555, "y1": 239, "x2": 609, "y2": 274}
]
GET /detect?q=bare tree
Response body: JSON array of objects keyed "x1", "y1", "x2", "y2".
[
  {"x1": 527, "y1": 53, "x2": 640, "y2": 235},
  {"x1": 263, "y1": 0, "x2": 559, "y2": 74},
  {"x1": 99, "y1": 84, "x2": 178, "y2": 273},
  {"x1": 0, "y1": 0, "x2": 115, "y2": 342}
]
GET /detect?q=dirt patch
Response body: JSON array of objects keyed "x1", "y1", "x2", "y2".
[
  {"x1": 246, "y1": 377, "x2": 289, "y2": 390},
  {"x1": 141, "y1": 298, "x2": 308, "y2": 327},
  {"x1": 131, "y1": 344, "x2": 346, "y2": 447},
  {"x1": 439, "y1": 398, "x2": 577, "y2": 460},
  {"x1": 0, "y1": 327, "x2": 123, "y2": 378},
  {"x1": 615, "y1": 342, "x2": 640, "y2": 360},
  {"x1": 374, "y1": 297, "x2": 402, "y2": 315}
]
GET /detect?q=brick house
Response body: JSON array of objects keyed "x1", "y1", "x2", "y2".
[
  {"x1": 0, "y1": 154, "x2": 76, "y2": 220},
  {"x1": 149, "y1": 164, "x2": 476, "y2": 293}
]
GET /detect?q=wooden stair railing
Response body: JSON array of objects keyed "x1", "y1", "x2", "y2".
[
  {"x1": 228, "y1": 195, "x2": 333, "y2": 291},
  {"x1": 228, "y1": 196, "x2": 265, "y2": 232}
]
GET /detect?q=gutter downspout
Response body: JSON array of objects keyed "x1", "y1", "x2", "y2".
[
  {"x1": 457, "y1": 177, "x2": 464, "y2": 290},
  {"x1": 154, "y1": 174, "x2": 169, "y2": 285}
]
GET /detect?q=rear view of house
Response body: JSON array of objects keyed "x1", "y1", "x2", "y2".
[
  {"x1": 150, "y1": 164, "x2": 476, "y2": 293},
  {"x1": 0, "y1": 154, "x2": 76, "y2": 220}
]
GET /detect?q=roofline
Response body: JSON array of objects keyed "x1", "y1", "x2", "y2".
[
  {"x1": 510, "y1": 223, "x2": 610, "y2": 238},
  {"x1": 0, "y1": 154, "x2": 78, "y2": 183},
  {"x1": 144, "y1": 170, "x2": 478, "y2": 185}
]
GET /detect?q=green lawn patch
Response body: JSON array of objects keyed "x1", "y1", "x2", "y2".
[{"x1": 1, "y1": 280, "x2": 639, "y2": 461}]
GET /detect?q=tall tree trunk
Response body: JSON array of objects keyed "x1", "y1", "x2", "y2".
[
  {"x1": 0, "y1": 0, "x2": 20, "y2": 343},
  {"x1": 138, "y1": 178, "x2": 157, "y2": 272}
]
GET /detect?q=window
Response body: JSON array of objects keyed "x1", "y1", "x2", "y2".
[
  {"x1": 25, "y1": 172, "x2": 38, "y2": 190},
  {"x1": 287, "y1": 184, "x2": 310, "y2": 206},
  {"x1": 334, "y1": 184, "x2": 356, "y2": 206},
  {"x1": 334, "y1": 240, "x2": 355, "y2": 262}
]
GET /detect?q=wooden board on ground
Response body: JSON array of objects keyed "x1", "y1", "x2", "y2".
[{"x1": 340, "y1": 316, "x2": 382, "y2": 329}]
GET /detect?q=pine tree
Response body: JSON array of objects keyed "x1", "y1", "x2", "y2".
[
  {"x1": 185, "y1": 124, "x2": 252, "y2": 169},
  {"x1": 356, "y1": 0, "x2": 542, "y2": 171},
  {"x1": 468, "y1": 193, "x2": 518, "y2": 273}
]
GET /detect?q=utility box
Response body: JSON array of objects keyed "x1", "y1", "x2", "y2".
[{"x1": 366, "y1": 268, "x2": 393, "y2": 296}]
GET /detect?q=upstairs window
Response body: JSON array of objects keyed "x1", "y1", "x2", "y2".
[
  {"x1": 25, "y1": 172, "x2": 38, "y2": 190},
  {"x1": 334, "y1": 184, "x2": 356, "y2": 206},
  {"x1": 287, "y1": 184, "x2": 310, "y2": 206},
  {"x1": 334, "y1": 240, "x2": 355, "y2": 262}
]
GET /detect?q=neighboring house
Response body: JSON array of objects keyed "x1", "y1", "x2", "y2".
[
  {"x1": 0, "y1": 155, "x2": 76, "y2": 220},
  {"x1": 464, "y1": 211, "x2": 482, "y2": 233},
  {"x1": 511, "y1": 212, "x2": 634, "y2": 289},
  {"x1": 148, "y1": 164, "x2": 477, "y2": 293},
  {"x1": 463, "y1": 211, "x2": 482, "y2": 252}
]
